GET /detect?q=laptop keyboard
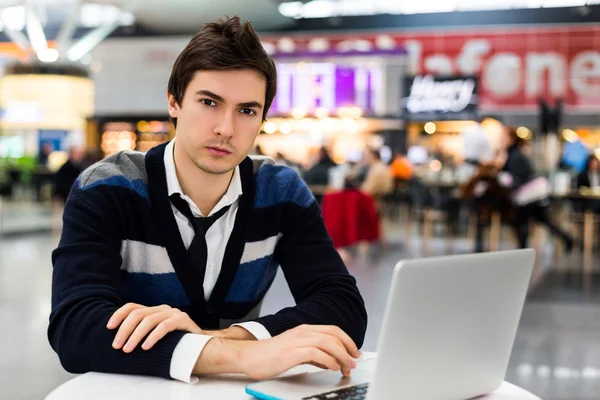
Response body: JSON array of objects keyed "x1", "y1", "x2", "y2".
[{"x1": 302, "y1": 383, "x2": 369, "y2": 399}]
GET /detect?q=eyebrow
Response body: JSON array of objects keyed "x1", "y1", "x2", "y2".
[{"x1": 196, "y1": 90, "x2": 264, "y2": 110}]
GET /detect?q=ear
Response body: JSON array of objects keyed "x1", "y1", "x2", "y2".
[{"x1": 167, "y1": 92, "x2": 179, "y2": 119}]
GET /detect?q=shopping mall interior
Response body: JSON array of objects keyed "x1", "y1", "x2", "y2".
[{"x1": 1, "y1": 1, "x2": 600, "y2": 399}]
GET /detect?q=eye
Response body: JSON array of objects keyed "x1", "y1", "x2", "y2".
[
  {"x1": 201, "y1": 99, "x2": 217, "y2": 107},
  {"x1": 240, "y1": 108, "x2": 256, "y2": 116}
]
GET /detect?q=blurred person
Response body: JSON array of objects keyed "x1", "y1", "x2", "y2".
[
  {"x1": 81, "y1": 148, "x2": 103, "y2": 169},
  {"x1": 390, "y1": 152, "x2": 413, "y2": 181},
  {"x1": 54, "y1": 147, "x2": 86, "y2": 203},
  {"x1": 460, "y1": 163, "x2": 517, "y2": 253},
  {"x1": 49, "y1": 17, "x2": 366, "y2": 384},
  {"x1": 499, "y1": 127, "x2": 573, "y2": 251},
  {"x1": 361, "y1": 148, "x2": 393, "y2": 204},
  {"x1": 576, "y1": 154, "x2": 600, "y2": 214},
  {"x1": 457, "y1": 123, "x2": 492, "y2": 182},
  {"x1": 302, "y1": 146, "x2": 337, "y2": 186},
  {"x1": 344, "y1": 149, "x2": 368, "y2": 189},
  {"x1": 38, "y1": 141, "x2": 54, "y2": 168},
  {"x1": 462, "y1": 123, "x2": 492, "y2": 167},
  {"x1": 577, "y1": 155, "x2": 600, "y2": 189}
]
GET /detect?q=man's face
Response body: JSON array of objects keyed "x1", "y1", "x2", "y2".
[{"x1": 167, "y1": 69, "x2": 266, "y2": 175}]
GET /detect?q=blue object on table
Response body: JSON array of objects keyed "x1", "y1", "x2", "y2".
[
  {"x1": 562, "y1": 140, "x2": 589, "y2": 173},
  {"x1": 246, "y1": 386, "x2": 282, "y2": 400}
]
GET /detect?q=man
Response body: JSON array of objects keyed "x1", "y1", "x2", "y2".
[{"x1": 49, "y1": 17, "x2": 367, "y2": 383}]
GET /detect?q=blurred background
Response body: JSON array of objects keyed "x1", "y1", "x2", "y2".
[{"x1": 0, "y1": 1, "x2": 600, "y2": 399}]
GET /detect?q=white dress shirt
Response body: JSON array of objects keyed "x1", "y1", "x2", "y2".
[{"x1": 164, "y1": 139, "x2": 271, "y2": 383}]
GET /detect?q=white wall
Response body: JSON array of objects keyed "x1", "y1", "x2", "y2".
[{"x1": 91, "y1": 37, "x2": 190, "y2": 116}]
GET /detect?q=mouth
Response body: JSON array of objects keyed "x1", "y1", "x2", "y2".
[{"x1": 206, "y1": 146, "x2": 232, "y2": 157}]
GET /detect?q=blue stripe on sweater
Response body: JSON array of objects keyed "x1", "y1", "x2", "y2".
[
  {"x1": 120, "y1": 272, "x2": 191, "y2": 307},
  {"x1": 80, "y1": 176, "x2": 149, "y2": 202},
  {"x1": 226, "y1": 255, "x2": 278, "y2": 303},
  {"x1": 254, "y1": 165, "x2": 315, "y2": 209}
]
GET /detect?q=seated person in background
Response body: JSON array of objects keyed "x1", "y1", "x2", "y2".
[
  {"x1": 302, "y1": 146, "x2": 337, "y2": 186},
  {"x1": 49, "y1": 17, "x2": 367, "y2": 384},
  {"x1": 361, "y1": 148, "x2": 393, "y2": 208},
  {"x1": 460, "y1": 163, "x2": 517, "y2": 253},
  {"x1": 577, "y1": 155, "x2": 600, "y2": 189},
  {"x1": 390, "y1": 152, "x2": 413, "y2": 182}
]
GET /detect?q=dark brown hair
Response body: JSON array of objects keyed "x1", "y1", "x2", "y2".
[
  {"x1": 507, "y1": 127, "x2": 526, "y2": 149},
  {"x1": 167, "y1": 16, "x2": 277, "y2": 125}
]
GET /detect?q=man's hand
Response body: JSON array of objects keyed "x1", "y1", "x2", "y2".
[
  {"x1": 107, "y1": 303, "x2": 203, "y2": 353},
  {"x1": 194, "y1": 325, "x2": 361, "y2": 380}
]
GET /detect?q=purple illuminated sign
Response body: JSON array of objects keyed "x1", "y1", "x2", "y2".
[{"x1": 269, "y1": 63, "x2": 380, "y2": 117}]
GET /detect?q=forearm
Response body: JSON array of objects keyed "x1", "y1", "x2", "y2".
[
  {"x1": 49, "y1": 298, "x2": 185, "y2": 377},
  {"x1": 255, "y1": 274, "x2": 367, "y2": 347},
  {"x1": 205, "y1": 326, "x2": 257, "y2": 340},
  {"x1": 192, "y1": 338, "x2": 247, "y2": 376}
]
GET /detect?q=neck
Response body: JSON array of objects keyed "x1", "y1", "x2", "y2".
[{"x1": 173, "y1": 142, "x2": 234, "y2": 215}]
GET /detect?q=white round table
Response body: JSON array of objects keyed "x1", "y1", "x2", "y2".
[{"x1": 46, "y1": 352, "x2": 541, "y2": 400}]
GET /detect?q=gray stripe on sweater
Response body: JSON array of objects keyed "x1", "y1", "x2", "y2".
[{"x1": 79, "y1": 150, "x2": 148, "y2": 188}]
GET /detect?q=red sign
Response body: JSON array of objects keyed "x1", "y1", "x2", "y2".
[{"x1": 262, "y1": 26, "x2": 600, "y2": 111}]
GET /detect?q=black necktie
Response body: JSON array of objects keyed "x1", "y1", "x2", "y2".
[{"x1": 170, "y1": 194, "x2": 231, "y2": 285}]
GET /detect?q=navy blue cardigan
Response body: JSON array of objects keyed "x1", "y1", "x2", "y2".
[{"x1": 48, "y1": 142, "x2": 367, "y2": 378}]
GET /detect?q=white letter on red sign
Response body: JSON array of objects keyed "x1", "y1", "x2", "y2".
[
  {"x1": 424, "y1": 54, "x2": 454, "y2": 75},
  {"x1": 571, "y1": 51, "x2": 600, "y2": 98},
  {"x1": 483, "y1": 52, "x2": 522, "y2": 99},
  {"x1": 526, "y1": 53, "x2": 567, "y2": 98},
  {"x1": 456, "y1": 39, "x2": 491, "y2": 75}
]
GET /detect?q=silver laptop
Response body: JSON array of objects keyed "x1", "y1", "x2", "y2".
[{"x1": 246, "y1": 249, "x2": 535, "y2": 400}]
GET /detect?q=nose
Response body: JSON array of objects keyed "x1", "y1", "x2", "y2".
[{"x1": 214, "y1": 110, "x2": 234, "y2": 139}]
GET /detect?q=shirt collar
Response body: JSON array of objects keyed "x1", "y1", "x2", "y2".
[{"x1": 164, "y1": 139, "x2": 243, "y2": 217}]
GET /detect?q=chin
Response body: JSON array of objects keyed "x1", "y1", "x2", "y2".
[{"x1": 194, "y1": 158, "x2": 236, "y2": 175}]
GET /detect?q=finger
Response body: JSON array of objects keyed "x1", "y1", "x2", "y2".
[
  {"x1": 123, "y1": 311, "x2": 174, "y2": 353},
  {"x1": 300, "y1": 335, "x2": 356, "y2": 373},
  {"x1": 112, "y1": 308, "x2": 156, "y2": 349},
  {"x1": 107, "y1": 303, "x2": 142, "y2": 329},
  {"x1": 308, "y1": 362, "x2": 351, "y2": 377},
  {"x1": 307, "y1": 325, "x2": 360, "y2": 358},
  {"x1": 112, "y1": 305, "x2": 172, "y2": 349},
  {"x1": 296, "y1": 348, "x2": 340, "y2": 372},
  {"x1": 141, "y1": 314, "x2": 184, "y2": 350}
]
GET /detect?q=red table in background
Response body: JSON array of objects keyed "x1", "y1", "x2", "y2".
[{"x1": 321, "y1": 189, "x2": 380, "y2": 248}]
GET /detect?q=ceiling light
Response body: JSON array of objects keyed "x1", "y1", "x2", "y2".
[
  {"x1": 516, "y1": 126, "x2": 532, "y2": 140},
  {"x1": 277, "y1": 0, "x2": 600, "y2": 19},
  {"x1": 263, "y1": 122, "x2": 276, "y2": 134},
  {"x1": 280, "y1": 122, "x2": 292, "y2": 135},
  {"x1": 1, "y1": 6, "x2": 26, "y2": 31},
  {"x1": 348, "y1": 106, "x2": 362, "y2": 119},
  {"x1": 424, "y1": 122, "x2": 436, "y2": 134},
  {"x1": 37, "y1": 48, "x2": 59, "y2": 63},
  {"x1": 315, "y1": 107, "x2": 329, "y2": 119},
  {"x1": 291, "y1": 107, "x2": 307, "y2": 120},
  {"x1": 278, "y1": 1, "x2": 304, "y2": 18}
]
